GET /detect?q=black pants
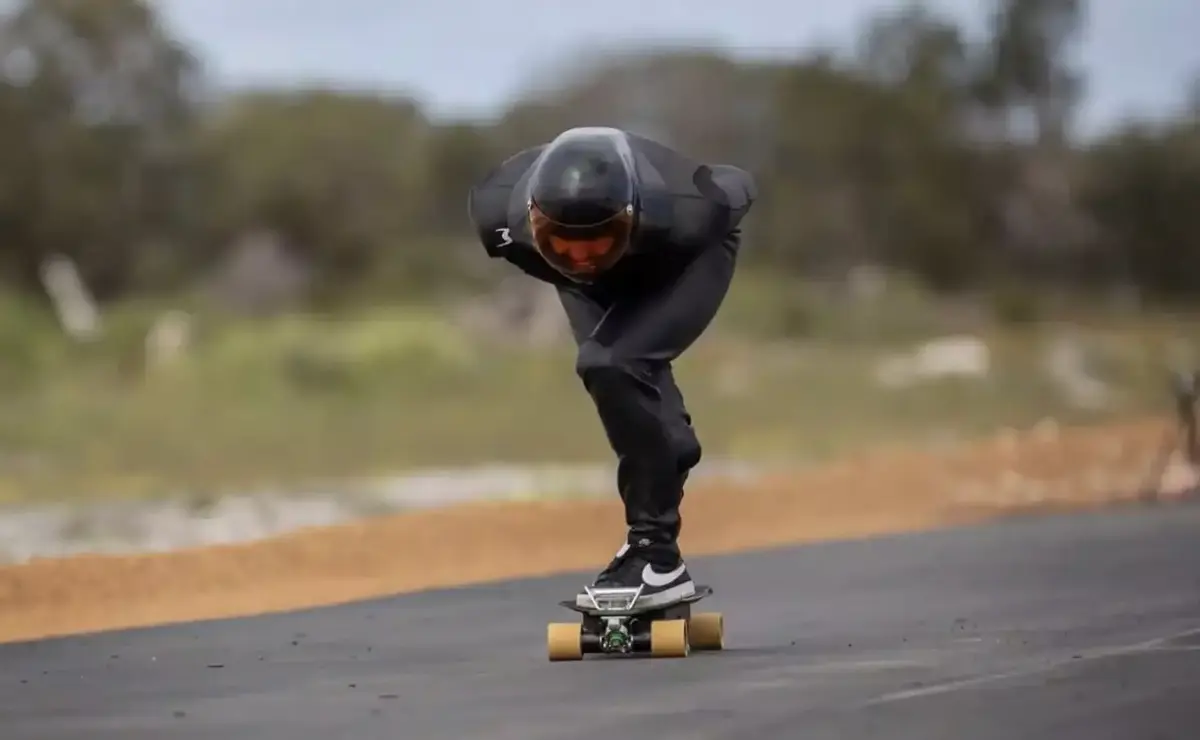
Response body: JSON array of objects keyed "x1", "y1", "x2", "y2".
[{"x1": 557, "y1": 235, "x2": 738, "y2": 551}]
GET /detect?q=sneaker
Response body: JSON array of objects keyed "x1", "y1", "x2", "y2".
[
  {"x1": 589, "y1": 528, "x2": 651, "y2": 583},
  {"x1": 575, "y1": 538, "x2": 695, "y2": 610}
]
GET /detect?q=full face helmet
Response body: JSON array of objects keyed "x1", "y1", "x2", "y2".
[{"x1": 527, "y1": 128, "x2": 638, "y2": 282}]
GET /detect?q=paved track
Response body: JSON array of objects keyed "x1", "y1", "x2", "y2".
[{"x1": 3, "y1": 501, "x2": 1199, "y2": 740}]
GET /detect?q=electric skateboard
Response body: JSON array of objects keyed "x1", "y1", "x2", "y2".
[{"x1": 546, "y1": 584, "x2": 723, "y2": 661}]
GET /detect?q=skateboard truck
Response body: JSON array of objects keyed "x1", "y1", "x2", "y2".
[{"x1": 580, "y1": 586, "x2": 644, "y2": 653}]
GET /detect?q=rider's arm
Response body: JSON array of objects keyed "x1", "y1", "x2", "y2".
[{"x1": 467, "y1": 146, "x2": 576, "y2": 287}]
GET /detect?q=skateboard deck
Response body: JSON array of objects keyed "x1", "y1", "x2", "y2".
[
  {"x1": 558, "y1": 584, "x2": 714, "y2": 617},
  {"x1": 547, "y1": 584, "x2": 723, "y2": 660}
]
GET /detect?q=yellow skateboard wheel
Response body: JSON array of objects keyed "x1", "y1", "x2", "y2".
[
  {"x1": 689, "y1": 612, "x2": 724, "y2": 651},
  {"x1": 547, "y1": 622, "x2": 584, "y2": 661},
  {"x1": 649, "y1": 619, "x2": 689, "y2": 658}
]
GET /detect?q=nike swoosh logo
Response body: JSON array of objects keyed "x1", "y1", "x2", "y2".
[{"x1": 642, "y1": 563, "x2": 687, "y2": 587}]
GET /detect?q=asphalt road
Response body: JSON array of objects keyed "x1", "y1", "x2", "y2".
[{"x1": 3, "y1": 501, "x2": 1199, "y2": 740}]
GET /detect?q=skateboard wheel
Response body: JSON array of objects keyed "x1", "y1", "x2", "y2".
[
  {"x1": 689, "y1": 612, "x2": 724, "y2": 651},
  {"x1": 649, "y1": 619, "x2": 689, "y2": 658},
  {"x1": 547, "y1": 622, "x2": 584, "y2": 661}
]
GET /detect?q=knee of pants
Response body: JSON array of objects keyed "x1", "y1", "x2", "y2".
[
  {"x1": 673, "y1": 433, "x2": 702, "y2": 472},
  {"x1": 669, "y1": 413, "x2": 702, "y2": 470},
  {"x1": 575, "y1": 342, "x2": 637, "y2": 391}
]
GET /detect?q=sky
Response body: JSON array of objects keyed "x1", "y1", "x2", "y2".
[{"x1": 155, "y1": 0, "x2": 1199, "y2": 136}]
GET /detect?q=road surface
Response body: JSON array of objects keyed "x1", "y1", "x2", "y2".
[{"x1": 2, "y1": 501, "x2": 1198, "y2": 739}]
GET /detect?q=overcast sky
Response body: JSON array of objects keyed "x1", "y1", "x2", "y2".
[{"x1": 156, "y1": 0, "x2": 1198, "y2": 135}]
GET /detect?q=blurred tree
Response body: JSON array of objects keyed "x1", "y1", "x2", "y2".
[
  {"x1": 0, "y1": 0, "x2": 1197, "y2": 310},
  {"x1": 496, "y1": 49, "x2": 779, "y2": 169},
  {"x1": 974, "y1": 0, "x2": 1084, "y2": 144},
  {"x1": 974, "y1": 0, "x2": 1090, "y2": 283},
  {"x1": 193, "y1": 89, "x2": 433, "y2": 299},
  {"x1": 0, "y1": 0, "x2": 200, "y2": 300},
  {"x1": 1081, "y1": 117, "x2": 1200, "y2": 301},
  {"x1": 761, "y1": 8, "x2": 992, "y2": 290}
]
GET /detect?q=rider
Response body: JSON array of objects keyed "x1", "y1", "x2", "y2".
[{"x1": 467, "y1": 127, "x2": 756, "y2": 608}]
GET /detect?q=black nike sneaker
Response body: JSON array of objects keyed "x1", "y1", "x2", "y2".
[{"x1": 575, "y1": 536, "x2": 696, "y2": 609}]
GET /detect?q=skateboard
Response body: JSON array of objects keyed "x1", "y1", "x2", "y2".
[{"x1": 546, "y1": 584, "x2": 724, "y2": 661}]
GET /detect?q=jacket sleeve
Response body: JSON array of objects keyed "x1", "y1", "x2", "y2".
[
  {"x1": 499, "y1": 247, "x2": 576, "y2": 287},
  {"x1": 466, "y1": 169, "x2": 575, "y2": 287},
  {"x1": 709, "y1": 164, "x2": 757, "y2": 232},
  {"x1": 465, "y1": 143, "x2": 568, "y2": 285}
]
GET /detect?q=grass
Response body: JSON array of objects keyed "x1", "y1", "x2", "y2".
[{"x1": 0, "y1": 277, "x2": 1194, "y2": 505}]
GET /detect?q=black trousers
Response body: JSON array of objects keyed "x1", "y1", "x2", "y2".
[{"x1": 557, "y1": 235, "x2": 738, "y2": 550}]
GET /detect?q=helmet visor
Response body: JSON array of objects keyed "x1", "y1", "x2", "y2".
[{"x1": 530, "y1": 201, "x2": 633, "y2": 281}]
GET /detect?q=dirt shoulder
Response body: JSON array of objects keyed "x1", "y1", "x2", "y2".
[{"x1": 0, "y1": 417, "x2": 1188, "y2": 644}]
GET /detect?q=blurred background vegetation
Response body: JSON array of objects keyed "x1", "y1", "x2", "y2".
[{"x1": 0, "y1": 0, "x2": 1197, "y2": 504}]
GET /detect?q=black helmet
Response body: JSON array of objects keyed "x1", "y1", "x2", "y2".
[{"x1": 527, "y1": 128, "x2": 638, "y2": 282}]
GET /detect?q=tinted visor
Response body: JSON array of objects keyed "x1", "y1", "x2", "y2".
[{"x1": 529, "y1": 201, "x2": 633, "y2": 281}]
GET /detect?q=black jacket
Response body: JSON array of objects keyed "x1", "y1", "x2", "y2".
[{"x1": 467, "y1": 130, "x2": 756, "y2": 289}]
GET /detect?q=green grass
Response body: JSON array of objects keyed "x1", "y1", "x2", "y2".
[{"x1": 0, "y1": 280, "x2": 1193, "y2": 505}]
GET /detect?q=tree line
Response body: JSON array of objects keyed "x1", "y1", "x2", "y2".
[{"x1": 0, "y1": 0, "x2": 1197, "y2": 311}]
